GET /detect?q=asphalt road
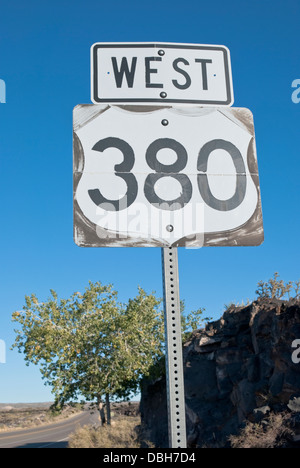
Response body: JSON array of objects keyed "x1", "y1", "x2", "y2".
[{"x1": 0, "y1": 410, "x2": 98, "y2": 448}]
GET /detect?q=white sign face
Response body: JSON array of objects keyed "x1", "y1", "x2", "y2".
[
  {"x1": 73, "y1": 105, "x2": 263, "y2": 248},
  {"x1": 91, "y1": 42, "x2": 234, "y2": 106}
]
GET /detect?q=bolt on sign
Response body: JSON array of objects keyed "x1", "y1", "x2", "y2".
[
  {"x1": 73, "y1": 105, "x2": 263, "y2": 248},
  {"x1": 91, "y1": 42, "x2": 234, "y2": 106}
]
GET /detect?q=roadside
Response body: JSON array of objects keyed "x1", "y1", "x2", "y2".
[
  {"x1": 0, "y1": 402, "x2": 141, "y2": 448},
  {"x1": 0, "y1": 410, "x2": 95, "y2": 448},
  {"x1": 68, "y1": 401, "x2": 145, "y2": 448},
  {"x1": 0, "y1": 403, "x2": 84, "y2": 433}
]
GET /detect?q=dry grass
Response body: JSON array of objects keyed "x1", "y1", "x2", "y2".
[
  {"x1": 229, "y1": 413, "x2": 294, "y2": 449},
  {"x1": 68, "y1": 416, "x2": 141, "y2": 448}
]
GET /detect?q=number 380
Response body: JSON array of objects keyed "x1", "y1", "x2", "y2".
[{"x1": 88, "y1": 137, "x2": 247, "y2": 212}]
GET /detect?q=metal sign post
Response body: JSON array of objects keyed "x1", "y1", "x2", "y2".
[{"x1": 162, "y1": 247, "x2": 187, "y2": 448}]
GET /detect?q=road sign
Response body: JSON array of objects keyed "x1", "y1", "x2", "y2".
[
  {"x1": 73, "y1": 105, "x2": 263, "y2": 248},
  {"x1": 91, "y1": 42, "x2": 234, "y2": 106}
]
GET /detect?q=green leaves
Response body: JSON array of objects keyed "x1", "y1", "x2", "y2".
[
  {"x1": 12, "y1": 281, "x2": 210, "y2": 407},
  {"x1": 181, "y1": 305, "x2": 212, "y2": 341},
  {"x1": 11, "y1": 282, "x2": 164, "y2": 405}
]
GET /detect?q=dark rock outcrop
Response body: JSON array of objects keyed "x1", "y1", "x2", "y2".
[{"x1": 140, "y1": 298, "x2": 300, "y2": 448}]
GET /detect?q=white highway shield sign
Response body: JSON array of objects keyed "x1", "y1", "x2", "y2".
[
  {"x1": 91, "y1": 42, "x2": 234, "y2": 106},
  {"x1": 73, "y1": 105, "x2": 263, "y2": 248}
]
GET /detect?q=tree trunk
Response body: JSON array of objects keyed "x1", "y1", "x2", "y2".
[
  {"x1": 106, "y1": 393, "x2": 111, "y2": 425},
  {"x1": 97, "y1": 396, "x2": 106, "y2": 426}
]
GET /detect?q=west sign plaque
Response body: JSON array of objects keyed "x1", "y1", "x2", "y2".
[{"x1": 91, "y1": 42, "x2": 234, "y2": 106}]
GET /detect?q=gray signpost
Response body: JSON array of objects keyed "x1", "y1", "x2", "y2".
[
  {"x1": 162, "y1": 247, "x2": 186, "y2": 448},
  {"x1": 74, "y1": 42, "x2": 263, "y2": 449}
]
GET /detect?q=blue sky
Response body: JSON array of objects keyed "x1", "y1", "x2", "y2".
[{"x1": 0, "y1": 0, "x2": 299, "y2": 402}]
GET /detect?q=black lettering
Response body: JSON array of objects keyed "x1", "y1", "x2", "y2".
[
  {"x1": 145, "y1": 57, "x2": 163, "y2": 88},
  {"x1": 88, "y1": 137, "x2": 138, "y2": 211},
  {"x1": 144, "y1": 138, "x2": 192, "y2": 210},
  {"x1": 197, "y1": 139, "x2": 246, "y2": 211},
  {"x1": 195, "y1": 58, "x2": 212, "y2": 90},
  {"x1": 111, "y1": 57, "x2": 137, "y2": 88},
  {"x1": 172, "y1": 58, "x2": 191, "y2": 90}
]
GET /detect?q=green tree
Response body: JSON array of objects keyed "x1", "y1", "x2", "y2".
[
  {"x1": 12, "y1": 282, "x2": 163, "y2": 424},
  {"x1": 180, "y1": 300, "x2": 212, "y2": 340}
]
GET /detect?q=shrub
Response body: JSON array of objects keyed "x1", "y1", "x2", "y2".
[
  {"x1": 255, "y1": 272, "x2": 298, "y2": 300},
  {"x1": 68, "y1": 416, "x2": 141, "y2": 448},
  {"x1": 229, "y1": 413, "x2": 294, "y2": 449}
]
